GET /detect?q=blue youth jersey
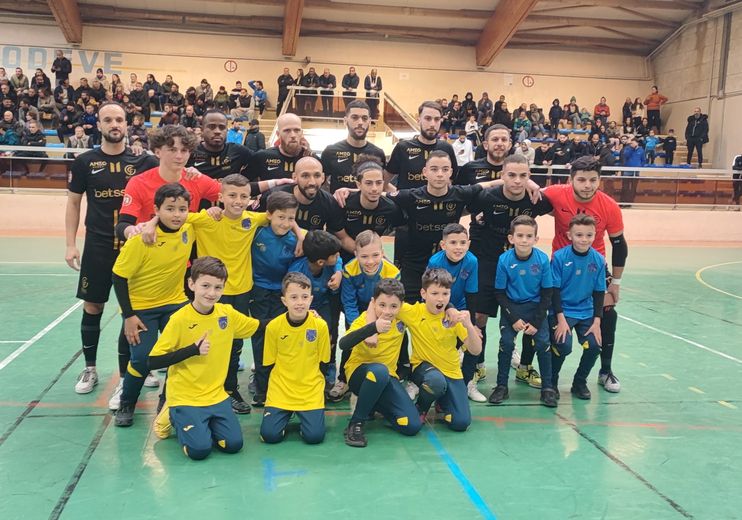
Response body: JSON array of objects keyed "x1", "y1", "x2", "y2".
[
  {"x1": 551, "y1": 245, "x2": 607, "y2": 320},
  {"x1": 251, "y1": 226, "x2": 298, "y2": 290},
  {"x1": 495, "y1": 248, "x2": 553, "y2": 303},
  {"x1": 288, "y1": 256, "x2": 343, "y2": 310},
  {"x1": 427, "y1": 250, "x2": 478, "y2": 310}
]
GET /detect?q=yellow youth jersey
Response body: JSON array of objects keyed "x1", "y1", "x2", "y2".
[
  {"x1": 112, "y1": 224, "x2": 193, "y2": 310},
  {"x1": 398, "y1": 302, "x2": 468, "y2": 380},
  {"x1": 264, "y1": 312, "x2": 330, "y2": 411},
  {"x1": 344, "y1": 312, "x2": 406, "y2": 381},
  {"x1": 150, "y1": 303, "x2": 259, "y2": 407},
  {"x1": 187, "y1": 210, "x2": 269, "y2": 295}
]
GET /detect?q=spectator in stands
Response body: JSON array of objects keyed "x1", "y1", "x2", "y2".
[
  {"x1": 77, "y1": 91, "x2": 97, "y2": 111},
  {"x1": 447, "y1": 101, "x2": 464, "y2": 135},
  {"x1": 364, "y1": 68, "x2": 382, "y2": 119},
  {"x1": 18, "y1": 97, "x2": 39, "y2": 124},
  {"x1": 57, "y1": 101, "x2": 79, "y2": 141},
  {"x1": 635, "y1": 117, "x2": 649, "y2": 140},
  {"x1": 230, "y1": 88, "x2": 252, "y2": 121},
  {"x1": 38, "y1": 88, "x2": 59, "y2": 126},
  {"x1": 293, "y1": 69, "x2": 305, "y2": 113},
  {"x1": 127, "y1": 82, "x2": 148, "y2": 121},
  {"x1": 662, "y1": 129, "x2": 677, "y2": 165},
  {"x1": 160, "y1": 75, "x2": 174, "y2": 105},
  {"x1": 110, "y1": 73, "x2": 123, "y2": 94},
  {"x1": 588, "y1": 133, "x2": 616, "y2": 166},
  {"x1": 513, "y1": 110, "x2": 531, "y2": 143},
  {"x1": 644, "y1": 85, "x2": 668, "y2": 132},
  {"x1": 318, "y1": 68, "x2": 337, "y2": 117},
  {"x1": 214, "y1": 85, "x2": 229, "y2": 112},
  {"x1": 620, "y1": 137, "x2": 644, "y2": 202},
  {"x1": 622, "y1": 116, "x2": 635, "y2": 137},
  {"x1": 606, "y1": 120, "x2": 620, "y2": 139},
  {"x1": 573, "y1": 134, "x2": 590, "y2": 158},
  {"x1": 25, "y1": 87, "x2": 38, "y2": 108},
  {"x1": 31, "y1": 69, "x2": 51, "y2": 92},
  {"x1": 112, "y1": 84, "x2": 126, "y2": 103},
  {"x1": 528, "y1": 103, "x2": 545, "y2": 137},
  {"x1": 94, "y1": 68, "x2": 109, "y2": 91},
  {"x1": 127, "y1": 113, "x2": 149, "y2": 150},
  {"x1": 514, "y1": 139, "x2": 535, "y2": 165},
  {"x1": 631, "y1": 97, "x2": 644, "y2": 128},
  {"x1": 89, "y1": 79, "x2": 106, "y2": 103},
  {"x1": 644, "y1": 129, "x2": 660, "y2": 164},
  {"x1": 492, "y1": 101, "x2": 512, "y2": 128},
  {"x1": 477, "y1": 92, "x2": 493, "y2": 123},
  {"x1": 80, "y1": 104, "x2": 100, "y2": 145},
  {"x1": 276, "y1": 67, "x2": 295, "y2": 116},
  {"x1": 143, "y1": 74, "x2": 161, "y2": 110},
  {"x1": 74, "y1": 78, "x2": 92, "y2": 101},
  {"x1": 341, "y1": 67, "x2": 359, "y2": 110},
  {"x1": 685, "y1": 107, "x2": 709, "y2": 168},
  {"x1": 732, "y1": 154, "x2": 742, "y2": 206},
  {"x1": 532, "y1": 140, "x2": 553, "y2": 187},
  {"x1": 248, "y1": 80, "x2": 267, "y2": 118},
  {"x1": 195, "y1": 78, "x2": 213, "y2": 102},
  {"x1": 1, "y1": 98, "x2": 15, "y2": 120},
  {"x1": 0, "y1": 110, "x2": 21, "y2": 146},
  {"x1": 245, "y1": 118, "x2": 266, "y2": 152},
  {"x1": 593, "y1": 97, "x2": 610, "y2": 127},
  {"x1": 548, "y1": 98, "x2": 563, "y2": 137},
  {"x1": 228, "y1": 80, "x2": 243, "y2": 109},
  {"x1": 51, "y1": 50, "x2": 72, "y2": 85},
  {"x1": 564, "y1": 100, "x2": 580, "y2": 128},
  {"x1": 461, "y1": 92, "x2": 477, "y2": 119},
  {"x1": 226, "y1": 120, "x2": 245, "y2": 145},
  {"x1": 579, "y1": 107, "x2": 592, "y2": 128},
  {"x1": 550, "y1": 133, "x2": 574, "y2": 175},
  {"x1": 158, "y1": 103, "x2": 179, "y2": 127},
  {"x1": 18, "y1": 119, "x2": 48, "y2": 174},
  {"x1": 66, "y1": 125, "x2": 91, "y2": 157},
  {"x1": 0, "y1": 67, "x2": 7, "y2": 83},
  {"x1": 494, "y1": 94, "x2": 506, "y2": 113},
  {"x1": 184, "y1": 86, "x2": 198, "y2": 107},
  {"x1": 301, "y1": 67, "x2": 320, "y2": 115},
  {"x1": 181, "y1": 104, "x2": 199, "y2": 130},
  {"x1": 54, "y1": 79, "x2": 75, "y2": 108},
  {"x1": 0, "y1": 83, "x2": 16, "y2": 106},
  {"x1": 452, "y1": 130, "x2": 473, "y2": 167},
  {"x1": 166, "y1": 83, "x2": 184, "y2": 112},
  {"x1": 465, "y1": 115, "x2": 479, "y2": 146}
]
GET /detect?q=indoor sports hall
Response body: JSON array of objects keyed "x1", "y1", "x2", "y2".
[{"x1": 1, "y1": 1, "x2": 741, "y2": 519}]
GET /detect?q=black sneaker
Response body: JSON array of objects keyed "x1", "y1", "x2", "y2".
[
  {"x1": 554, "y1": 388, "x2": 561, "y2": 400},
  {"x1": 251, "y1": 394, "x2": 266, "y2": 408},
  {"x1": 540, "y1": 388, "x2": 558, "y2": 408},
  {"x1": 115, "y1": 402, "x2": 135, "y2": 427},
  {"x1": 344, "y1": 421, "x2": 367, "y2": 448},
  {"x1": 488, "y1": 385, "x2": 509, "y2": 405},
  {"x1": 571, "y1": 382, "x2": 591, "y2": 400},
  {"x1": 230, "y1": 390, "x2": 252, "y2": 415}
]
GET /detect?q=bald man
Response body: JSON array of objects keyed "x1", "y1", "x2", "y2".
[{"x1": 248, "y1": 113, "x2": 316, "y2": 181}]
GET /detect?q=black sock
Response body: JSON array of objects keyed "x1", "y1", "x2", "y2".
[
  {"x1": 81, "y1": 311, "x2": 102, "y2": 367},
  {"x1": 520, "y1": 335, "x2": 536, "y2": 366},
  {"x1": 600, "y1": 308, "x2": 618, "y2": 373},
  {"x1": 117, "y1": 326, "x2": 130, "y2": 377}
]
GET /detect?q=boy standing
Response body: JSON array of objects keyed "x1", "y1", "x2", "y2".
[
  {"x1": 260, "y1": 273, "x2": 330, "y2": 444},
  {"x1": 662, "y1": 129, "x2": 677, "y2": 165},
  {"x1": 488, "y1": 216, "x2": 557, "y2": 408},
  {"x1": 112, "y1": 183, "x2": 195, "y2": 427},
  {"x1": 148, "y1": 257, "x2": 261, "y2": 460},
  {"x1": 550, "y1": 214, "x2": 606, "y2": 400}
]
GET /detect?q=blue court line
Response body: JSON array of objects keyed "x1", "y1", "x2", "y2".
[
  {"x1": 262, "y1": 458, "x2": 307, "y2": 491},
  {"x1": 425, "y1": 429, "x2": 497, "y2": 520}
]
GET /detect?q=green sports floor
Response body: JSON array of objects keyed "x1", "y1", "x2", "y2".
[{"x1": 0, "y1": 237, "x2": 740, "y2": 520}]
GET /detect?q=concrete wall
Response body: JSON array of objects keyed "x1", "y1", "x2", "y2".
[
  {"x1": 649, "y1": 10, "x2": 742, "y2": 168},
  {"x1": 1, "y1": 20, "x2": 650, "y2": 120}
]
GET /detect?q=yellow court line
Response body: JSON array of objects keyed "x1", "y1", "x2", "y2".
[
  {"x1": 661, "y1": 373, "x2": 676, "y2": 381},
  {"x1": 695, "y1": 260, "x2": 742, "y2": 300},
  {"x1": 688, "y1": 386, "x2": 705, "y2": 394},
  {"x1": 717, "y1": 401, "x2": 738, "y2": 410}
]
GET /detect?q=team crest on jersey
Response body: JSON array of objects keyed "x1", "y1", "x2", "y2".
[
  {"x1": 310, "y1": 215, "x2": 322, "y2": 226},
  {"x1": 442, "y1": 319, "x2": 452, "y2": 328},
  {"x1": 460, "y1": 270, "x2": 470, "y2": 280},
  {"x1": 530, "y1": 264, "x2": 541, "y2": 275},
  {"x1": 181, "y1": 231, "x2": 188, "y2": 244},
  {"x1": 375, "y1": 216, "x2": 386, "y2": 226},
  {"x1": 122, "y1": 194, "x2": 132, "y2": 206},
  {"x1": 241, "y1": 218, "x2": 252, "y2": 230},
  {"x1": 588, "y1": 262, "x2": 598, "y2": 273},
  {"x1": 219, "y1": 316, "x2": 228, "y2": 329},
  {"x1": 124, "y1": 165, "x2": 137, "y2": 177},
  {"x1": 445, "y1": 202, "x2": 456, "y2": 211},
  {"x1": 306, "y1": 329, "x2": 317, "y2": 342},
  {"x1": 396, "y1": 321, "x2": 405, "y2": 333}
]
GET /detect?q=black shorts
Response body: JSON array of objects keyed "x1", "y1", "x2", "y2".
[
  {"x1": 76, "y1": 236, "x2": 119, "y2": 303},
  {"x1": 473, "y1": 257, "x2": 499, "y2": 317},
  {"x1": 399, "y1": 259, "x2": 426, "y2": 303}
]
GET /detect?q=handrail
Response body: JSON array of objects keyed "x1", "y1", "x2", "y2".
[{"x1": 382, "y1": 91, "x2": 418, "y2": 130}]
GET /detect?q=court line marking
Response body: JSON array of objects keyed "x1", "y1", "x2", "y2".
[
  {"x1": 0, "y1": 301, "x2": 82, "y2": 371},
  {"x1": 695, "y1": 260, "x2": 742, "y2": 300},
  {"x1": 425, "y1": 429, "x2": 497, "y2": 520},
  {"x1": 718, "y1": 401, "x2": 738, "y2": 410},
  {"x1": 555, "y1": 412, "x2": 693, "y2": 519},
  {"x1": 619, "y1": 315, "x2": 742, "y2": 365},
  {"x1": 0, "y1": 273, "x2": 76, "y2": 277},
  {"x1": 0, "y1": 340, "x2": 27, "y2": 343},
  {"x1": 688, "y1": 387, "x2": 705, "y2": 394},
  {"x1": 661, "y1": 373, "x2": 677, "y2": 381},
  {"x1": 0, "y1": 261, "x2": 67, "y2": 265}
]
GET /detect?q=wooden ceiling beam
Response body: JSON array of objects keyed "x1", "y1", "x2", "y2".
[
  {"x1": 524, "y1": 14, "x2": 676, "y2": 29},
  {"x1": 46, "y1": 0, "x2": 83, "y2": 44},
  {"x1": 282, "y1": 0, "x2": 304, "y2": 56},
  {"x1": 538, "y1": 0, "x2": 701, "y2": 9},
  {"x1": 476, "y1": 0, "x2": 539, "y2": 67}
]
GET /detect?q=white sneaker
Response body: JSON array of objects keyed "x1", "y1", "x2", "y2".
[
  {"x1": 328, "y1": 380, "x2": 348, "y2": 401},
  {"x1": 467, "y1": 380, "x2": 487, "y2": 403},
  {"x1": 349, "y1": 393, "x2": 358, "y2": 415},
  {"x1": 510, "y1": 349, "x2": 521, "y2": 369},
  {"x1": 405, "y1": 381, "x2": 419, "y2": 400},
  {"x1": 74, "y1": 367, "x2": 98, "y2": 394},
  {"x1": 143, "y1": 372, "x2": 159, "y2": 388},
  {"x1": 108, "y1": 380, "x2": 123, "y2": 410},
  {"x1": 598, "y1": 371, "x2": 621, "y2": 393}
]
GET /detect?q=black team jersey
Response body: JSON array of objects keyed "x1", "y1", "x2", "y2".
[
  {"x1": 68, "y1": 148, "x2": 159, "y2": 248},
  {"x1": 467, "y1": 185, "x2": 553, "y2": 261},
  {"x1": 390, "y1": 184, "x2": 483, "y2": 264},
  {"x1": 320, "y1": 140, "x2": 386, "y2": 192},
  {"x1": 186, "y1": 142, "x2": 252, "y2": 180},
  {"x1": 386, "y1": 137, "x2": 458, "y2": 189},
  {"x1": 455, "y1": 158, "x2": 504, "y2": 244},
  {"x1": 342, "y1": 192, "x2": 404, "y2": 239},
  {"x1": 248, "y1": 146, "x2": 318, "y2": 181},
  {"x1": 258, "y1": 185, "x2": 344, "y2": 232}
]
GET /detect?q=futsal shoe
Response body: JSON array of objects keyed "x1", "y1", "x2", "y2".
[
  {"x1": 108, "y1": 380, "x2": 123, "y2": 410},
  {"x1": 230, "y1": 390, "x2": 252, "y2": 414},
  {"x1": 510, "y1": 349, "x2": 521, "y2": 369},
  {"x1": 540, "y1": 388, "x2": 558, "y2": 408},
  {"x1": 328, "y1": 380, "x2": 349, "y2": 402},
  {"x1": 344, "y1": 421, "x2": 367, "y2": 448},
  {"x1": 251, "y1": 394, "x2": 266, "y2": 408},
  {"x1": 74, "y1": 367, "x2": 98, "y2": 394},
  {"x1": 115, "y1": 402, "x2": 135, "y2": 427},
  {"x1": 143, "y1": 372, "x2": 159, "y2": 388},
  {"x1": 466, "y1": 380, "x2": 487, "y2": 403},
  {"x1": 488, "y1": 385, "x2": 509, "y2": 405},
  {"x1": 571, "y1": 382, "x2": 591, "y2": 400},
  {"x1": 598, "y1": 371, "x2": 621, "y2": 393},
  {"x1": 405, "y1": 381, "x2": 419, "y2": 401},
  {"x1": 153, "y1": 402, "x2": 172, "y2": 439},
  {"x1": 515, "y1": 365, "x2": 542, "y2": 388},
  {"x1": 247, "y1": 372, "x2": 256, "y2": 395}
]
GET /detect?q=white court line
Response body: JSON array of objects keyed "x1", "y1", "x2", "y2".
[
  {"x1": 0, "y1": 274, "x2": 76, "y2": 277},
  {"x1": 0, "y1": 261, "x2": 67, "y2": 265},
  {"x1": 620, "y1": 315, "x2": 742, "y2": 365},
  {"x1": 0, "y1": 340, "x2": 27, "y2": 344},
  {"x1": 0, "y1": 301, "x2": 82, "y2": 371}
]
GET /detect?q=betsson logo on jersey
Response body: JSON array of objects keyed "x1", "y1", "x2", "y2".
[{"x1": 94, "y1": 188, "x2": 126, "y2": 198}]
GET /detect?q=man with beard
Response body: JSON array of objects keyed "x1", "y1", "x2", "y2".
[
  {"x1": 248, "y1": 113, "x2": 315, "y2": 181},
  {"x1": 65, "y1": 102, "x2": 159, "y2": 406},
  {"x1": 321, "y1": 100, "x2": 386, "y2": 193}
]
